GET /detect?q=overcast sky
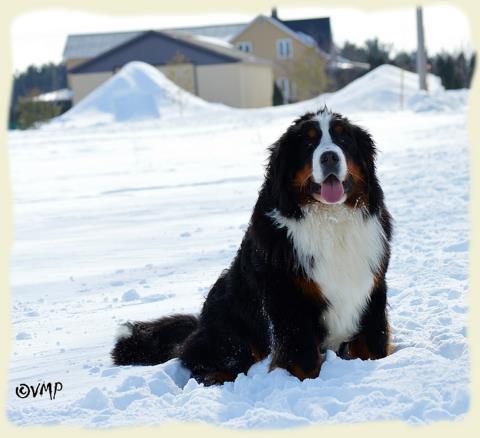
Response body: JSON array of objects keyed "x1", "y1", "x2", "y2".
[{"x1": 10, "y1": 4, "x2": 472, "y2": 73}]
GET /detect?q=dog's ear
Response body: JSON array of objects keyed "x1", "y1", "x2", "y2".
[
  {"x1": 352, "y1": 125, "x2": 384, "y2": 214},
  {"x1": 266, "y1": 124, "x2": 303, "y2": 219},
  {"x1": 352, "y1": 125, "x2": 377, "y2": 169}
]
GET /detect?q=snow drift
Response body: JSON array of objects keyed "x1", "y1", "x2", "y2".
[
  {"x1": 53, "y1": 61, "x2": 218, "y2": 127},
  {"x1": 317, "y1": 64, "x2": 467, "y2": 112}
]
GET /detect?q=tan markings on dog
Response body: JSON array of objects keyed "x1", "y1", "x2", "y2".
[
  {"x1": 250, "y1": 345, "x2": 267, "y2": 362},
  {"x1": 203, "y1": 371, "x2": 236, "y2": 385},
  {"x1": 333, "y1": 123, "x2": 344, "y2": 134},
  {"x1": 269, "y1": 349, "x2": 324, "y2": 381},
  {"x1": 292, "y1": 163, "x2": 313, "y2": 204},
  {"x1": 307, "y1": 128, "x2": 317, "y2": 138},
  {"x1": 347, "y1": 160, "x2": 366, "y2": 185},
  {"x1": 345, "y1": 159, "x2": 368, "y2": 209},
  {"x1": 294, "y1": 276, "x2": 328, "y2": 306},
  {"x1": 347, "y1": 324, "x2": 393, "y2": 360},
  {"x1": 288, "y1": 361, "x2": 322, "y2": 381},
  {"x1": 373, "y1": 274, "x2": 381, "y2": 288},
  {"x1": 347, "y1": 334, "x2": 374, "y2": 360},
  {"x1": 293, "y1": 164, "x2": 312, "y2": 189},
  {"x1": 386, "y1": 321, "x2": 394, "y2": 356}
]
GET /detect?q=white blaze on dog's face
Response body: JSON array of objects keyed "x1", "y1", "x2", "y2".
[{"x1": 311, "y1": 111, "x2": 348, "y2": 205}]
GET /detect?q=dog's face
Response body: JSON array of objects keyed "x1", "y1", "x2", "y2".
[{"x1": 268, "y1": 108, "x2": 378, "y2": 217}]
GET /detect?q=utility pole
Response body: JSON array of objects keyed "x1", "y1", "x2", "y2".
[{"x1": 416, "y1": 6, "x2": 428, "y2": 90}]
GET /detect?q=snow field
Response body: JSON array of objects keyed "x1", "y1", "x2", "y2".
[{"x1": 7, "y1": 63, "x2": 470, "y2": 427}]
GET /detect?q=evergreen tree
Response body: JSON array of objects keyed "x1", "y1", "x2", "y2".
[
  {"x1": 273, "y1": 82, "x2": 284, "y2": 106},
  {"x1": 10, "y1": 62, "x2": 68, "y2": 128}
]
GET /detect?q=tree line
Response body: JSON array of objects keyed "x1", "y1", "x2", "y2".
[
  {"x1": 9, "y1": 63, "x2": 68, "y2": 129},
  {"x1": 335, "y1": 38, "x2": 476, "y2": 90}
]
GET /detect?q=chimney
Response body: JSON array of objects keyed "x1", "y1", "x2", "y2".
[{"x1": 271, "y1": 7, "x2": 278, "y2": 19}]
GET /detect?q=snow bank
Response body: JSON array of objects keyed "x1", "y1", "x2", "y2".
[
  {"x1": 317, "y1": 64, "x2": 467, "y2": 113},
  {"x1": 51, "y1": 61, "x2": 219, "y2": 128}
]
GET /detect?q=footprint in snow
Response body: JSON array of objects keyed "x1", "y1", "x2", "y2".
[
  {"x1": 110, "y1": 280, "x2": 124, "y2": 287},
  {"x1": 141, "y1": 293, "x2": 173, "y2": 303},
  {"x1": 443, "y1": 241, "x2": 468, "y2": 253},
  {"x1": 121, "y1": 289, "x2": 140, "y2": 302}
]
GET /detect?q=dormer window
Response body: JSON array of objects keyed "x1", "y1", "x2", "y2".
[
  {"x1": 237, "y1": 41, "x2": 252, "y2": 53},
  {"x1": 276, "y1": 38, "x2": 293, "y2": 59}
]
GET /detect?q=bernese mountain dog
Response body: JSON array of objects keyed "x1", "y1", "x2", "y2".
[{"x1": 111, "y1": 107, "x2": 393, "y2": 385}]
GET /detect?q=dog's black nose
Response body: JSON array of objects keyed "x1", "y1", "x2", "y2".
[{"x1": 320, "y1": 151, "x2": 339, "y2": 166}]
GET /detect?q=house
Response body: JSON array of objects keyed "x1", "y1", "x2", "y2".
[
  {"x1": 230, "y1": 11, "x2": 333, "y2": 103},
  {"x1": 63, "y1": 10, "x2": 365, "y2": 108},
  {"x1": 65, "y1": 30, "x2": 273, "y2": 108}
]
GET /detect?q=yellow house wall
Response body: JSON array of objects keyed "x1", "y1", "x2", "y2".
[
  {"x1": 231, "y1": 17, "x2": 329, "y2": 101},
  {"x1": 69, "y1": 71, "x2": 112, "y2": 105},
  {"x1": 196, "y1": 63, "x2": 272, "y2": 108},
  {"x1": 231, "y1": 17, "x2": 309, "y2": 80},
  {"x1": 159, "y1": 64, "x2": 195, "y2": 94}
]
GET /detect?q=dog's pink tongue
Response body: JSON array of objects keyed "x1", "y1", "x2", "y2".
[{"x1": 321, "y1": 177, "x2": 344, "y2": 203}]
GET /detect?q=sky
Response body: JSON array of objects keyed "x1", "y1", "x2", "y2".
[{"x1": 10, "y1": 4, "x2": 472, "y2": 73}]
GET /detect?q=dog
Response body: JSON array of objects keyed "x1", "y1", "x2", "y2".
[{"x1": 111, "y1": 107, "x2": 393, "y2": 385}]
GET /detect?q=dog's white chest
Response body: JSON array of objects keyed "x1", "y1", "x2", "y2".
[{"x1": 270, "y1": 205, "x2": 386, "y2": 351}]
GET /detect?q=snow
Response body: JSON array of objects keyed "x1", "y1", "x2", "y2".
[
  {"x1": 7, "y1": 63, "x2": 469, "y2": 428},
  {"x1": 33, "y1": 88, "x2": 73, "y2": 103},
  {"x1": 315, "y1": 64, "x2": 467, "y2": 113}
]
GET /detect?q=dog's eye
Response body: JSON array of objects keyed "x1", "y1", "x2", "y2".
[{"x1": 333, "y1": 124, "x2": 344, "y2": 135}]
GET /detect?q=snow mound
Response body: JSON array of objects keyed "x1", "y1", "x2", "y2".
[
  {"x1": 317, "y1": 64, "x2": 466, "y2": 113},
  {"x1": 407, "y1": 88, "x2": 468, "y2": 112},
  {"x1": 52, "y1": 61, "x2": 219, "y2": 128}
]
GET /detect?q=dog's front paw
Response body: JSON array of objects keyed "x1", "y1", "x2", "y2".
[
  {"x1": 201, "y1": 371, "x2": 236, "y2": 386},
  {"x1": 270, "y1": 347, "x2": 323, "y2": 380}
]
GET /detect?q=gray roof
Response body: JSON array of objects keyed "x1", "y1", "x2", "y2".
[
  {"x1": 63, "y1": 31, "x2": 143, "y2": 59},
  {"x1": 164, "y1": 31, "x2": 269, "y2": 65},
  {"x1": 63, "y1": 24, "x2": 246, "y2": 61},
  {"x1": 168, "y1": 23, "x2": 246, "y2": 40},
  {"x1": 69, "y1": 30, "x2": 270, "y2": 74}
]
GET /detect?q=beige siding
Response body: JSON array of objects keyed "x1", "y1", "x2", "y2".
[
  {"x1": 159, "y1": 64, "x2": 195, "y2": 95},
  {"x1": 69, "y1": 71, "x2": 112, "y2": 105},
  {"x1": 70, "y1": 62, "x2": 272, "y2": 108},
  {"x1": 197, "y1": 63, "x2": 272, "y2": 108},
  {"x1": 66, "y1": 58, "x2": 91, "y2": 71}
]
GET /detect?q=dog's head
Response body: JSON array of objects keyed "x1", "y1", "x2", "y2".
[{"x1": 267, "y1": 108, "x2": 380, "y2": 218}]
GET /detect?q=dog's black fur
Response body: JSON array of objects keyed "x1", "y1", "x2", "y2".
[{"x1": 112, "y1": 109, "x2": 393, "y2": 385}]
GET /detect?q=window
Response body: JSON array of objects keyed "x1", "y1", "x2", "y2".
[
  {"x1": 277, "y1": 77, "x2": 290, "y2": 103},
  {"x1": 236, "y1": 41, "x2": 252, "y2": 53},
  {"x1": 276, "y1": 38, "x2": 293, "y2": 59}
]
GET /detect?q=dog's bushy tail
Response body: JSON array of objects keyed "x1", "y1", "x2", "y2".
[{"x1": 111, "y1": 314, "x2": 198, "y2": 366}]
